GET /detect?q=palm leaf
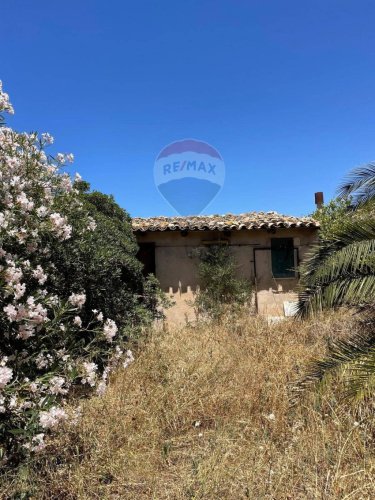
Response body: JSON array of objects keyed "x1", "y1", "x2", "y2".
[
  {"x1": 345, "y1": 349, "x2": 375, "y2": 399},
  {"x1": 299, "y1": 218, "x2": 375, "y2": 279},
  {"x1": 293, "y1": 325, "x2": 375, "y2": 400},
  {"x1": 338, "y1": 163, "x2": 375, "y2": 207},
  {"x1": 297, "y1": 217, "x2": 375, "y2": 317}
]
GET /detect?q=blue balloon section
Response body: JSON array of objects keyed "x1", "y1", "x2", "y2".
[
  {"x1": 158, "y1": 178, "x2": 221, "y2": 215},
  {"x1": 154, "y1": 139, "x2": 225, "y2": 215}
]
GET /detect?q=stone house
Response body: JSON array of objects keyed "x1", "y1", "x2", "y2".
[{"x1": 132, "y1": 212, "x2": 319, "y2": 324}]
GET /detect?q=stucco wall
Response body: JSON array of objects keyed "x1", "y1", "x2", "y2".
[{"x1": 135, "y1": 227, "x2": 318, "y2": 322}]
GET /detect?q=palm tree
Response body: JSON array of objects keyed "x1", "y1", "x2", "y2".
[
  {"x1": 298, "y1": 164, "x2": 375, "y2": 316},
  {"x1": 295, "y1": 164, "x2": 375, "y2": 399}
]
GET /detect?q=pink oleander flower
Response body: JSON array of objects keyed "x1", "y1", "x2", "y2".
[
  {"x1": 29, "y1": 382, "x2": 38, "y2": 393},
  {"x1": 60, "y1": 174, "x2": 73, "y2": 193},
  {"x1": 87, "y1": 217, "x2": 97, "y2": 231},
  {"x1": 103, "y1": 318, "x2": 118, "y2": 342},
  {"x1": 49, "y1": 376, "x2": 68, "y2": 395},
  {"x1": 73, "y1": 315, "x2": 82, "y2": 327},
  {"x1": 41, "y1": 132, "x2": 54, "y2": 145},
  {"x1": 4, "y1": 265, "x2": 23, "y2": 285},
  {"x1": 13, "y1": 283, "x2": 26, "y2": 300},
  {"x1": 39, "y1": 406, "x2": 67, "y2": 429},
  {"x1": 49, "y1": 212, "x2": 72, "y2": 240},
  {"x1": 0, "y1": 80, "x2": 14, "y2": 114},
  {"x1": 35, "y1": 352, "x2": 53, "y2": 369},
  {"x1": 36, "y1": 205, "x2": 48, "y2": 217},
  {"x1": 17, "y1": 323, "x2": 35, "y2": 340},
  {"x1": 68, "y1": 292, "x2": 86, "y2": 309},
  {"x1": 55, "y1": 153, "x2": 74, "y2": 164},
  {"x1": 16, "y1": 192, "x2": 34, "y2": 212},
  {"x1": 0, "y1": 365, "x2": 13, "y2": 389},
  {"x1": 81, "y1": 361, "x2": 97, "y2": 386},
  {"x1": 3, "y1": 304, "x2": 17, "y2": 321},
  {"x1": 0, "y1": 212, "x2": 8, "y2": 229},
  {"x1": 26, "y1": 297, "x2": 48, "y2": 324},
  {"x1": 32, "y1": 265, "x2": 47, "y2": 285},
  {"x1": 96, "y1": 380, "x2": 107, "y2": 397},
  {"x1": 24, "y1": 433, "x2": 46, "y2": 453}
]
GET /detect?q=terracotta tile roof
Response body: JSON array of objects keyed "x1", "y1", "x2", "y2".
[{"x1": 132, "y1": 212, "x2": 319, "y2": 232}]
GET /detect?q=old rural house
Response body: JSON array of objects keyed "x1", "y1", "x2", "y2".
[{"x1": 133, "y1": 212, "x2": 319, "y2": 323}]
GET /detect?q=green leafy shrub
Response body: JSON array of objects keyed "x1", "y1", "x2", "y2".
[
  {"x1": 51, "y1": 184, "x2": 160, "y2": 336},
  {"x1": 311, "y1": 197, "x2": 353, "y2": 241},
  {"x1": 194, "y1": 245, "x2": 252, "y2": 320}
]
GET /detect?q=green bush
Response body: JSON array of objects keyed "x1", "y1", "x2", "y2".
[
  {"x1": 311, "y1": 197, "x2": 352, "y2": 241},
  {"x1": 51, "y1": 183, "x2": 161, "y2": 337},
  {"x1": 194, "y1": 245, "x2": 252, "y2": 320}
]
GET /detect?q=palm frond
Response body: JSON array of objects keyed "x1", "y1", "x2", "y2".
[
  {"x1": 298, "y1": 275, "x2": 375, "y2": 317},
  {"x1": 297, "y1": 217, "x2": 375, "y2": 317},
  {"x1": 300, "y1": 218, "x2": 375, "y2": 278},
  {"x1": 293, "y1": 328, "x2": 375, "y2": 399},
  {"x1": 344, "y1": 350, "x2": 375, "y2": 399},
  {"x1": 338, "y1": 163, "x2": 375, "y2": 207}
]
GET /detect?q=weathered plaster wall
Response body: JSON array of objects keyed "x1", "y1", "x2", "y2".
[{"x1": 136, "y1": 228, "x2": 318, "y2": 323}]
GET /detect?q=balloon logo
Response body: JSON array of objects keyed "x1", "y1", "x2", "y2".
[{"x1": 154, "y1": 139, "x2": 225, "y2": 215}]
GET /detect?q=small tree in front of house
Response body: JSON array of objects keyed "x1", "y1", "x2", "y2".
[{"x1": 194, "y1": 245, "x2": 252, "y2": 321}]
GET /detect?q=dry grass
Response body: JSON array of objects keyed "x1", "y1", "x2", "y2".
[{"x1": 2, "y1": 312, "x2": 375, "y2": 499}]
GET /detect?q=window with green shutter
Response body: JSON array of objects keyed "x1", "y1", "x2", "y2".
[{"x1": 271, "y1": 238, "x2": 295, "y2": 278}]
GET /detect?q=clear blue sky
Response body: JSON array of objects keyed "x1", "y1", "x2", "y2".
[{"x1": 2, "y1": 0, "x2": 375, "y2": 217}]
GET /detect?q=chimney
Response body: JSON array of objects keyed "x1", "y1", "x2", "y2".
[{"x1": 314, "y1": 191, "x2": 324, "y2": 209}]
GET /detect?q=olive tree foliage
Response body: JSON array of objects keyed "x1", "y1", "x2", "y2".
[
  {"x1": 193, "y1": 245, "x2": 252, "y2": 321},
  {"x1": 0, "y1": 81, "x2": 161, "y2": 464}
]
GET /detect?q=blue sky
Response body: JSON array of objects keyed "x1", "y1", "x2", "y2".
[{"x1": 2, "y1": 0, "x2": 375, "y2": 217}]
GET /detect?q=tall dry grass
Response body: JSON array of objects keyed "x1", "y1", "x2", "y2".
[{"x1": 2, "y1": 312, "x2": 375, "y2": 499}]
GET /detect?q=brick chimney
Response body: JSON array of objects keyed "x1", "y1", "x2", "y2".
[{"x1": 314, "y1": 192, "x2": 324, "y2": 209}]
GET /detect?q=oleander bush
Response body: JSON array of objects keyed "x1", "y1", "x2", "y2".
[{"x1": 0, "y1": 81, "x2": 160, "y2": 464}]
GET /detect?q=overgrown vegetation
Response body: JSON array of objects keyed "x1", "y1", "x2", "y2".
[
  {"x1": 2, "y1": 78, "x2": 375, "y2": 497},
  {"x1": 54, "y1": 181, "x2": 163, "y2": 334},
  {"x1": 193, "y1": 245, "x2": 252, "y2": 320},
  {"x1": 312, "y1": 196, "x2": 353, "y2": 241},
  {"x1": 2, "y1": 311, "x2": 375, "y2": 499},
  {"x1": 297, "y1": 163, "x2": 375, "y2": 401},
  {"x1": 300, "y1": 164, "x2": 375, "y2": 315},
  {"x1": 0, "y1": 82, "x2": 162, "y2": 464}
]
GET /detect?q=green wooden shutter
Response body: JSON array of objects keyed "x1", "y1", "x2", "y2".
[{"x1": 271, "y1": 238, "x2": 295, "y2": 278}]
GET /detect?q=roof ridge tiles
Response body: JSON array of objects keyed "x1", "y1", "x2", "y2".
[{"x1": 132, "y1": 211, "x2": 319, "y2": 231}]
